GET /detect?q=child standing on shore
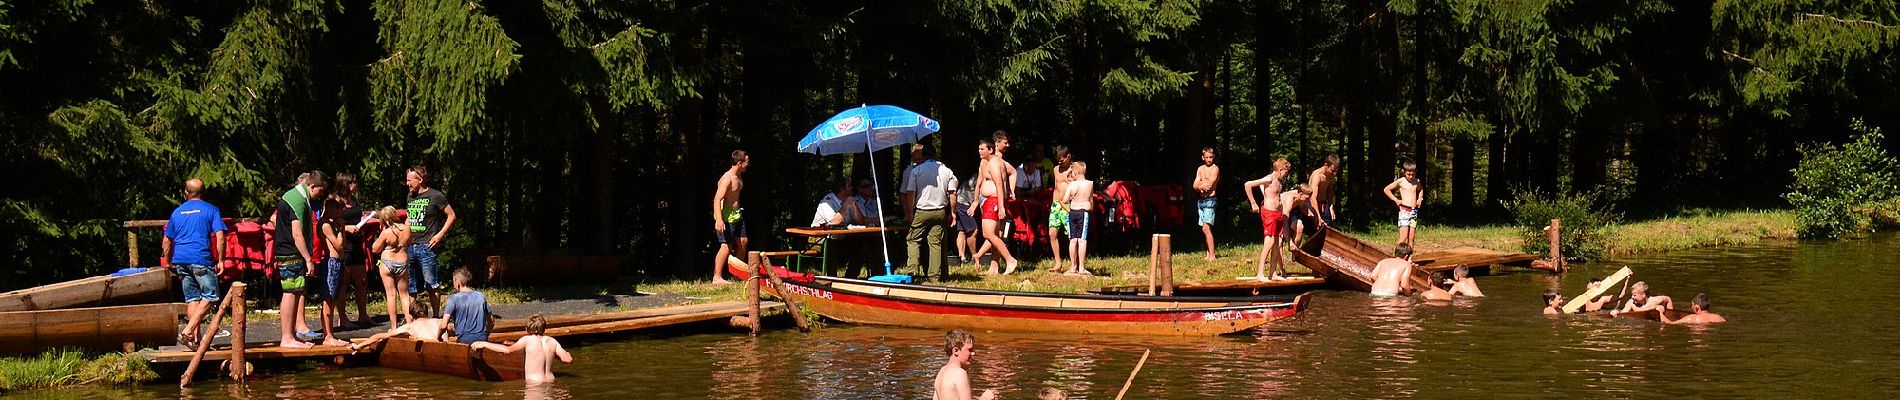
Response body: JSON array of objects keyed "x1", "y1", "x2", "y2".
[
  {"x1": 1244, "y1": 158, "x2": 1293, "y2": 281},
  {"x1": 1062, "y1": 162, "x2": 1095, "y2": 276},
  {"x1": 1193, "y1": 148, "x2": 1221, "y2": 261},
  {"x1": 1382, "y1": 161, "x2": 1424, "y2": 246}
]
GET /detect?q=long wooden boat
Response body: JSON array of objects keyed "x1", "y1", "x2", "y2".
[
  {"x1": 729, "y1": 264, "x2": 1308, "y2": 336},
  {"x1": 0, "y1": 268, "x2": 173, "y2": 312},
  {"x1": 0, "y1": 302, "x2": 186, "y2": 354},
  {"x1": 373, "y1": 337, "x2": 526, "y2": 381},
  {"x1": 1289, "y1": 226, "x2": 1436, "y2": 293}
]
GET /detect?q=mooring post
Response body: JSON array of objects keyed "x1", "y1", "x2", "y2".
[
  {"x1": 752, "y1": 252, "x2": 811, "y2": 333},
  {"x1": 1157, "y1": 234, "x2": 1174, "y2": 296},
  {"x1": 179, "y1": 285, "x2": 241, "y2": 387},
  {"x1": 1547, "y1": 219, "x2": 1564, "y2": 273},
  {"x1": 126, "y1": 229, "x2": 139, "y2": 267},
  {"x1": 228, "y1": 282, "x2": 247, "y2": 383},
  {"x1": 1147, "y1": 235, "x2": 1159, "y2": 295}
]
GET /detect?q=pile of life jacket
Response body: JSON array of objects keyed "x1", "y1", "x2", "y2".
[
  {"x1": 1138, "y1": 184, "x2": 1187, "y2": 231},
  {"x1": 1102, "y1": 181, "x2": 1142, "y2": 232}
]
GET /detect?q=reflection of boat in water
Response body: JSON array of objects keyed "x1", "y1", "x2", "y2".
[
  {"x1": 0, "y1": 268, "x2": 173, "y2": 312},
  {"x1": 1289, "y1": 226, "x2": 1436, "y2": 292},
  {"x1": 729, "y1": 264, "x2": 1309, "y2": 336},
  {"x1": 372, "y1": 337, "x2": 526, "y2": 382}
]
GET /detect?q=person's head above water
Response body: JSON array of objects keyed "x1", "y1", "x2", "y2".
[
  {"x1": 1692, "y1": 293, "x2": 1711, "y2": 312},
  {"x1": 1543, "y1": 289, "x2": 1562, "y2": 307},
  {"x1": 1454, "y1": 265, "x2": 1471, "y2": 280},
  {"x1": 1393, "y1": 242, "x2": 1413, "y2": 259}
]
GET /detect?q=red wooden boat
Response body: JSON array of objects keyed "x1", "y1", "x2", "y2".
[{"x1": 729, "y1": 264, "x2": 1308, "y2": 336}]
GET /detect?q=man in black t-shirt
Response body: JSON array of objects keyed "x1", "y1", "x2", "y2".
[{"x1": 405, "y1": 165, "x2": 457, "y2": 299}]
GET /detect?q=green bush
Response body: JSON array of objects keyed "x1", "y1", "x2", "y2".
[
  {"x1": 1784, "y1": 120, "x2": 1899, "y2": 239},
  {"x1": 1503, "y1": 187, "x2": 1622, "y2": 261}
]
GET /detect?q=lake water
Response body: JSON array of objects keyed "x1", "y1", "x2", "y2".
[{"x1": 25, "y1": 235, "x2": 1900, "y2": 399}]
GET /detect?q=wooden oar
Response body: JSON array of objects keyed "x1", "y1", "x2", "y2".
[{"x1": 1115, "y1": 349, "x2": 1152, "y2": 400}]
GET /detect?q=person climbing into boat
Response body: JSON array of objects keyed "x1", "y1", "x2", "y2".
[
  {"x1": 933, "y1": 330, "x2": 997, "y2": 400},
  {"x1": 349, "y1": 302, "x2": 445, "y2": 352},
  {"x1": 1279, "y1": 184, "x2": 1314, "y2": 257},
  {"x1": 711, "y1": 150, "x2": 749, "y2": 284},
  {"x1": 472, "y1": 315, "x2": 574, "y2": 384},
  {"x1": 968, "y1": 134, "x2": 1019, "y2": 275},
  {"x1": 1062, "y1": 162, "x2": 1094, "y2": 276},
  {"x1": 1446, "y1": 265, "x2": 1484, "y2": 297},
  {"x1": 371, "y1": 206, "x2": 415, "y2": 326},
  {"x1": 1581, "y1": 277, "x2": 1625, "y2": 313},
  {"x1": 165, "y1": 178, "x2": 227, "y2": 347},
  {"x1": 1193, "y1": 147, "x2": 1221, "y2": 261},
  {"x1": 1381, "y1": 161, "x2": 1424, "y2": 246},
  {"x1": 1244, "y1": 158, "x2": 1293, "y2": 281},
  {"x1": 1660, "y1": 293, "x2": 1726, "y2": 324},
  {"x1": 273, "y1": 171, "x2": 327, "y2": 349},
  {"x1": 1369, "y1": 243, "x2": 1416, "y2": 297},
  {"x1": 442, "y1": 268, "x2": 493, "y2": 345},
  {"x1": 1612, "y1": 281, "x2": 1675, "y2": 316},
  {"x1": 1542, "y1": 290, "x2": 1564, "y2": 315}
]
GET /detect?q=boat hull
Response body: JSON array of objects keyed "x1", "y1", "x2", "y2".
[
  {"x1": 1291, "y1": 227, "x2": 1436, "y2": 293},
  {"x1": 375, "y1": 338, "x2": 526, "y2": 382},
  {"x1": 0, "y1": 269, "x2": 173, "y2": 312},
  {"x1": 0, "y1": 303, "x2": 185, "y2": 354}
]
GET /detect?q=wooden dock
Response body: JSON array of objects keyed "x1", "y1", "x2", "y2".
[
  {"x1": 144, "y1": 301, "x2": 784, "y2": 364},
  {"x1": 1412, "y1": 247, "x2": 1543, "y2": 274},
  {"x1": 1089, "y1": 276, "x2": 1327, "y2": 296}
]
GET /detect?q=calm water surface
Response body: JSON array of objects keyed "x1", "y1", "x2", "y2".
[{"x1": 23, "y1": 236, "x2": 1900, "y2": 399}]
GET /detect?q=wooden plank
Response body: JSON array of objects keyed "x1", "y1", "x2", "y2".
[
  {"x1": 145, "y1": 342, "x2": 361, "y2": 363},
  {"x1": 1562, "y1": 267, "x2": 1633, "y2": 313},
  {"x1": 0, "y1": 303, "x2": 186, "y2": 354},
  {"x1": 0, "y1": 268, "x2": 173, "y2": 312},
  {"x1": 943, "y1": 292, "x2": 1005, "y2": 305},
  {"x1": 488, "y1": 302, "x2": 782, "y2": 343}
]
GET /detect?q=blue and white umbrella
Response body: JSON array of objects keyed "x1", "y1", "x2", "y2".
[{"x1": 796, "y1": 105, "x2": 941, "y2": 283}]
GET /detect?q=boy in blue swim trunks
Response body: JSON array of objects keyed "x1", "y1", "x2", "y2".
[{"x1": 1192, "y1": 148, "x2": 1221, "y2": 261}]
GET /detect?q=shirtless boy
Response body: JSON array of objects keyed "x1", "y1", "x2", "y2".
[
  {"x1": 711, "y1": 150, "x2": 750, "y2": 284},
  {"x1": 1280, "y1": 184, "x2": 1315, "y2": 254},
  {"x1": 473, "y1": 315, "x2": 574, "y2": 384},
  {"x1": 1306, "y1": 154, "x2": 1341, "y2": 227},
  {"x1": 933, "y1": 330, "x2": 997, "y2": 400},
  {"x1": 967, "y1": 134, "x2": 1019, "y2": 275},
  {"x1": 1382, "y1": 161, "x2": 1424, "y2": 245},
  {"x1": 1581, "y1": 278, "x2": 1625, "y2": 312},
  {"x1": 1660, "y1": 293, "x2": 1727, "y2": 324},
  {"x1": 351, "y1": 302, "x2": 445, "y2": 352},
  {"x1": 1446, "y1": 265, "x2": 1484, "y2": 297},
  {"x1": 1046, "y1": 146, "x2": 1074, "y2": 271},
  {"x1": 1613, "y1": 281, "x2": 1676, "y2": 316},
  {"x1": 1062, "y1": 162, "x2": 1095, "y2": 275},
  {"x1": 1193, "y1": 148, "x2": 1221, "y2": 261},
  {"x1": 1542, "y1": 290, "x2": 1564, "y2": 315},
  {"x1": 1370, "y1": 243, "x2": 1417, "y2": 297},
  {"x1": 1244, "y1": 158, "x2": 1293, "y2": 281}
]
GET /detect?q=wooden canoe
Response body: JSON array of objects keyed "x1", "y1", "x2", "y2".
[
  {"x1": 373, "y1": 337, "x2": 526, "y2": 382},
  {"x1": 0, "y1": 268, "x2": 173, "y2": 312},
  {"x1": 729, "y1": 264, "x2": 1309, "y2": 336},
  {"x1": 1089, "y1": 276, "x2": 1327, "y2": 296},
  {"x1": 1289, "y1": 226, "x2": 1436, "y2": 293},
  {"x1": 0, "y1": 303, "x2": 186, "y2": 354}
]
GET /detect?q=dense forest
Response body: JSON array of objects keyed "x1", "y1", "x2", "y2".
[{"x1": 3, "y1": 0, "x2": 1895, "y2": 289}]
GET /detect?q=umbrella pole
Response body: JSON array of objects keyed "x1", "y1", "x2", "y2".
[{"x1": 867, "y1": 141, "x2": 895, "y2": 276}]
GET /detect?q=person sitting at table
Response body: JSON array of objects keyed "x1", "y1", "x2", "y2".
[
  {"x1": 852, "y1": 178, "x2": 884, "y2": 227},
  {"x1": 810, "y1": 178, "x2": 873, "y2": 278}
]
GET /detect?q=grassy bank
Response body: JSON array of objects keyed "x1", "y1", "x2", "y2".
[{"x1": 0, "y1": 351, "x2": 157, "y2": 393}]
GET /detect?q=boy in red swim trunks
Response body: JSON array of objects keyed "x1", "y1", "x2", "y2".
[
  {"x1": 1244, "y1": 158, "x2": 1294, "y2": 281},
  {"x1": 966, "y1": 135, "x2": 1019, "y2": 275}
]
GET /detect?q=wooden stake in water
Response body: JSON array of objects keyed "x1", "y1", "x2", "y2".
[{"x1": 1115, "y1": 349, "x2": 1152, "y2": 400}]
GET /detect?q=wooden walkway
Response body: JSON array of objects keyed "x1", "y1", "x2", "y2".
[
  {"x1": 1090, "y1": 276, "x2": 1327, "y2": 296},
  {"x1": 144, "y1": 301, "x2": 783, "y2": 364},
  {"x1": 1412, "y1": 247, "x2": 1543, "y2": 274}
]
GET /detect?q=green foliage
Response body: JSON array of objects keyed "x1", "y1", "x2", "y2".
[
  {"x1": 1784, "y1": 121, "x2": 1899, "y2": 238},
  {"x1": 0, "y1": 350, "x2": 156, "y2": 392},
  {"x1": 1504, "y1": 187, "x2": 1622, "y2": 261},
  {"x1": 369, "y1": 0, "x2": 521, "y2": 155}
]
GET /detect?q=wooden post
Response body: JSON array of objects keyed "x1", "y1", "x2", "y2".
[
  {"x1": 752, "y1": 252, "x2": 812, "y2": 333},
  {"x1": 228, "y1": 282, "x2": 247, "y2": 383},
  {"x1": 739, "y1": 253, "x2": 763, "y2": 335},
  {"x1": 1156, "y1": 234, "x2": 1174, "y2": 296},
  {"x1": 179, "y1": 285, "x2": 242, "y2": 387},
  {"x1": 1147, "y1": 235, "x2": 1159, "y2": 296},
  {"x1": 126, "y1": 229, "x2": 139, "y2": 267},
  {"x1": 1547, "y1": 219, "x2": 1563, "y2": 273}
]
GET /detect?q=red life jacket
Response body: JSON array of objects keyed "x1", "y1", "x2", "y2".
[{"x1": 1103, "y1": 181, "x2": 1141, "y2": 232}]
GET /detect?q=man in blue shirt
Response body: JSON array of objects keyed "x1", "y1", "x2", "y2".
[
  {"x1": 164, "y1": 178, "x2": 227, "y2": 347},
  {"x1": 441, "y1": 268, "x2": 492, "y2": 344}
]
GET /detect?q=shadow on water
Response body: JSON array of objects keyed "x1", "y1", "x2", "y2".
[{"x1": 19, "y1": 235, "x2": 1900, "y2": 399}]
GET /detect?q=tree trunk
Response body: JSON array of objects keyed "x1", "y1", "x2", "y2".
[{"x1": 1452, "y1": 136, "x2": 1475, "y2": 208}]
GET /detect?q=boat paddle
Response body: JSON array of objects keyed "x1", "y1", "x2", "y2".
[{"x1": 1114, "y1": 349, "x2": 1152, "y2": 400}]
